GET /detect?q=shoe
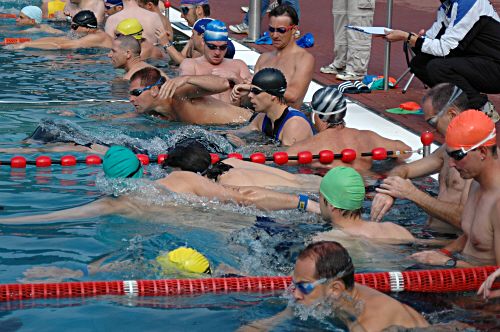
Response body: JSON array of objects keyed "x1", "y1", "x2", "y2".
[
  {"x1": 481, "y1": 101, "x2": 500, "y2": 123},
  {"x1": 241, "y1": 6, "x2": 249, "y2": 13},
  {"x1": 336, "y1": 72, "x2": 365, "y2": 81},
  {"x1": 320, "y1": 63, "x2": 344, "y2": 75},
  {"x1": 229, "y1": 23, "x2": 249, "y2": 34}
]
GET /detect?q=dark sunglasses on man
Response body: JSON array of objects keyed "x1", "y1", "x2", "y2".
[
  {"x1": 205, "y1": 43, "x2": 228, "y2": 51},
  {"x1": 180, "y1": 5, "x2": 193, "y2": 15},
  {"x1": 268, "y1": 25, "x2": 295, "y2": 34}
]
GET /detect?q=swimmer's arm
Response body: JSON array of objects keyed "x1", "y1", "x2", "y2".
[
  {"x1": 389, "y1": 145, "x2": 445, "y2": 179},
  {"x1": 0, "y1": 197, "x2": 125, "y2": 224},
  {"x1": 280, "y1": 118, "x2": 313, "y2": 146},
  {"x1": 493, "y1": 201, "x2": 500, "y2": 265},
  {"x1": 236, "y1": 308, "x2": 291, "y2": 332},
  {"x1": 236, "y1": 186, "x2": 320, "y2": 213},
  {"x1": 54, "y1": 33, "x2": 112, "y2": 49},
  {"x1": 284, "y1": 53, "x2": 314, "y2": 106},
  {"x1": 169, "y1": 75, "x2": 231, "y2": 99}
]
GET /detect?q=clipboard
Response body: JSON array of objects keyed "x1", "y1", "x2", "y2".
[{"x1": 346, "y1": 26, "x2": 392, "y2": 35}]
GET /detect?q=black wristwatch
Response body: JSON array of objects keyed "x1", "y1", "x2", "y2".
[{"x1": 444, "y1": 258, "x2": 457, "y2": 268}]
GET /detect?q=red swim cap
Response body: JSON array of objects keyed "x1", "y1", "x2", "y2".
[{"x1": 446, "y1": 110, "x2": 496, "y2": 149}]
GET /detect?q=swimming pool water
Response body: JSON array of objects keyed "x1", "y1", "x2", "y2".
[{"x1": 0, "y1": 3, "x2": 499, "y2": 331}]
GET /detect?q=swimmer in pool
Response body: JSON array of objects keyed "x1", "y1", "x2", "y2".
[
  {"x1": 124, "y1": 67, "x2": 252, "y2": 125},
  {"x1": 0, "y1": 146, "x2": 319, "y2": 224},
  {"x1": 178, "y1": 20, "x2": 251, "y2": 104},
  {"x1": 252, "y1": 5, "x2": 314, "y2": 109},
  {"x1": 15, "y1": 6, "x2": 64, "y2": 34},
  {"x1": 109, "y1": 35, "x2": 159, "y2": 80},
  {"x1": 312, "y1": 167, "x2": 428, "y2": 245},
  {"x1": 162, "y1": 140, "x2": 322, "y2": 190},
  {"x1": 136, "y1": 0, "x2": 174, "y2": 44},
  {"x1": 238, "y1": 241, "x2": 428, "y2": 331},
  {"x1": 11, "y1": 10, "x2": 112, "y2": 50},
  {"x1": 411, "y1": 110, "x2": 500, "y2": 267},
  {"x1": 478, "y1": 267, "x2": 500, "y2": 300},
  {"x1": 225, "y1": 68, "x2": 315, "y2": 146},
  {"x1": 22, "y1": 246, "x2": 214, "y2": 283},
  {"x1": 286, "y1": 86, "x2": 411, "y2": 170},
  {"x1": 64, "y1": 0, "x2": 106, "y2": 25},
  {"x1": 114, "y1": 18, "x2": 164, "y2": 60},
  {"x1": 41, "y1": 0, "x2": 66, "y2": 20}
]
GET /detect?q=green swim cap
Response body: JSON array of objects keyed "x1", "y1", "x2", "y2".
[
  {"x1": 103, "y1": 146, "x2": 143, "y2": 179},
  {"x1": 156, "y1": 247, "x2": 211, "y2": 274},
  {"x1": 319, "y1": 166, "x2": 365, "y2": 210}
]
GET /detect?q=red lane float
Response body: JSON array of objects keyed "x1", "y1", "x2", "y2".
[
  {"x1": 0, "y1": 13, "x2": 16, "y2": 18},
  {"x1": 1, "y1": 38, "x2": 31, "y2": 45},
  {"x1": 0, "y1": 267, "x2": 498, "y2": 302}
]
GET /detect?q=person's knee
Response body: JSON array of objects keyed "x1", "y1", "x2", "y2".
[{"x1": 426, "y1": 59, "x2": 452, "y2": 83}]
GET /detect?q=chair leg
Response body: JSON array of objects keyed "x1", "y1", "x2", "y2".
[
  {"x1": 402, "y1": 73, "x2": 416, "y2": 94},
  {"x1": 395, "y1": 67, "x2": 412, "y2": 86}
]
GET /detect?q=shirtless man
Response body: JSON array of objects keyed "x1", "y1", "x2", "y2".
[
  {"x1": 314, "y1": 167, "x2": 418, "y2": 244},
  {"x1": 104, "y1": 0, "x2": 123, "y2": 17},
  {"x1": 286, "y1": 86, "x2": 411, "y2": 170},
  {"x1": 126, "y1": 67, "x2": 252, "y2": 125},
  {"x1": 163, "y1": 140, "x2": 322, "y2": 191},
  {"x1": 411, "y1": 110, "x2": 500, "y2": 267},
  {"x1": 371, "y1": 84, "x2": 472, "y2": 232},
  {"x1": 0, "y1": 146, "x2": 319, "y2": 225},
  {"x1": 227, "y1": 68, "x2": 314, "y2": 146},
  {"x1": 254, "y1": 4, "x2": 314, "y2": 109},
  {"x1": 114, "y1": 18, "x2": 163, "y2": 60},
  {"x1": 177, "y1": 0, "x2": 212, "y2": 60},
  {"x1": 41, "y1": 0, "x2": 66, "y2": 19},
  {"x1": 16, "y1": 5, "x2": 63, "y2": 34},
  {"x1": 104, "y1": 0, "x2": 165, "y2": 44},
  {"x1": 108, "y1": 35, "x2": 154, "y2": 80},
  {"x1": 239, "y1": 241, "x2": 428, "y2": 331},
  {"x1": 179, "y1": 20, "x2": 251, "y2": 103},
  {"x1": 64, "y1": 0, "x2": 105, "y2": 25},
  {"x1": 12, "y1": 11, "x2": 112, "y2": 50},
  {"x1": 137, "y1": 0, "x2": 173, "y2": 42}
]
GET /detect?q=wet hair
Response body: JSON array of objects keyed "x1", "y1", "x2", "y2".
[
  {"x1": 162, "y1": 140, "x2": 232, "y2": 180},
  {"x1": 322, "y1": 196, "x2": 362, "y2": 219},
  {"x1": 116, "y1": 35, "x2": 141, "y2": 56},
  {"x1": 201, "y1": 4, "x2": 210, "y2": 16},
  {"x1": 422, "y1": 83, "x2": 469, "y2": 114},
  {"x1": 298, "y1": 241, "x2": 355, "y2": 289},
  {"x1": 269, "y1": 4, "x2": 299, "y2": 25},
  {"x1": 130, "y1": 67, "x2": 161, "y2": 86}
]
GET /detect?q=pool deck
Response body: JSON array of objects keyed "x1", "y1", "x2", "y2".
[{"x1": 170, "y1": 0, "x2": 500, "y2": 145}]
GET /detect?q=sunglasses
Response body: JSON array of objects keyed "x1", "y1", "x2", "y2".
[
  {"x1": 129, "y1": 77, "x2": 165, "y2": 97},
  {"x1": 105, "y1": 3, "x2": 122, "y2": 10},
  {"x1": 205, "y1": 43, "x2": 228, "y2": 51},
  {"x1": 427, "y1": 86, "x2": 463, "y2": 127},
  {"x1": 447, "y1": 128, "x2": 496, "y2": 161},
  {"x1": 268, "y1": 25, "x2": 295, "y2": 34},
  {"x1": 292, "y1": 278, "x2": 328, "y2": 295},
  {"x1": 180, "y1": 5, "x2": 193, "y2": 15}
]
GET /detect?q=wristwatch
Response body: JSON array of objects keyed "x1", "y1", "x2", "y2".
[
  {"x1": 163, "y1": 41, "x2": 174, "y2": 51},
  {"x1": 444, "y1": 258, "x2": 457, "y2": 268}
]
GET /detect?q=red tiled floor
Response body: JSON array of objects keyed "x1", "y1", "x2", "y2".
[{"x1": 170, "y1": 0, "x2": 500, "y2": 143}]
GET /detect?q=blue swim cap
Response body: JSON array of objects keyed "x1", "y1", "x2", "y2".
[
  {"x1": 193, "y1": 18, "x2": 213, "y2": 34},
  {"x1": 105, "y1": 0, "x2": 123, "y2": 5},
  {"x1": 204, "y1": 20, "x2": 228, "y2": 42},
  {"x1": 224, "y1": 40, "x2": 235, "y2": 59},
  {"x1": 103, "y1": 146, "x2": 143, "y2": 179}
]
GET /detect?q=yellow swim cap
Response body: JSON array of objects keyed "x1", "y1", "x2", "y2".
[
  {"x1": 156, "y1": 247, "x2": 211, "y2": 275},
  {"x1": 116, "y1": 18, "x2": 143, "y2": 40}
]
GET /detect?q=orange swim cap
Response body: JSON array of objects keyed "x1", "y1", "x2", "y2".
[{"x1": 446, "y1": 110, "x2": 496, "y2": 149}]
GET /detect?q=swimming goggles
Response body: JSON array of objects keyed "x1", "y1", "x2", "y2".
[
  {"x1": 310, "y1": 108, "x2": 345, "y2": 125},
  {"x1": 129, "y1": 77, "x2": 166, "y2": 97},
  {"x1": 115, "y1": 29, "x2": 143, "y2": 39},
  {"x1": 292, "y1": 278, "x2": 328, "y2": 295},
  {"x1": 268, "y1": 25, "x2": 295, "y2": 34},
  {"x1": 180, "y1": 5, "x2": 193, "y2": 15},
  {"x1": 427, "y1": 86, "x2": 463, "y2": 127},
  {"x1": 447, "y1": 128, "x2": 496, "y2": 161},
  {"x1": 249, "y1": 87, "x2": 264, "y2": 95},
  {"x1": 205, "y1": 43, "x2": 228, "y2": 51},
  {"x1": 71, "y1": 23, "x2": 80, "y2": 30},
  {"x1": 105, "y1": 2, "x2": 123, "y2": 10}
]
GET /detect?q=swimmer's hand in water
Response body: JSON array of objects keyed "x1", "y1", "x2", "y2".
[
  {"x1": 224, "y1": 133, "x2": 246, "y2": 147},
  {"x1": 477, "y1": 268, "x2": 500, "y2": 300},
  {"x1": 20, "y1": 266, "x2": 84, "y2": 283}
]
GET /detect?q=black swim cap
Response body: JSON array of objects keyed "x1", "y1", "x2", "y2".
[
  {"x1": 72, "y1": 10, "x2": 97, "y2": 29},
  {"x1": 251, "y1": 68, "x2": 287, "y2": 97}
]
